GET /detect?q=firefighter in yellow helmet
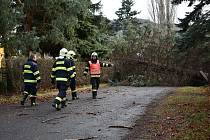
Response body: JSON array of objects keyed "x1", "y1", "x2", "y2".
[
  {"x1": 83, "y1": 52, "x2": 113, "y2": 99},
  {"x1": 67, "y1": 50, "x2": 79, "y2": 100},
  {"x1": 51, "y1": 48, "x2": 75, "y2": 110}
]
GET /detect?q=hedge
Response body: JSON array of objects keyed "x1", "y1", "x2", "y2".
[{"x1": 0, "y1": 58, "x2": 113, "y2": 95}]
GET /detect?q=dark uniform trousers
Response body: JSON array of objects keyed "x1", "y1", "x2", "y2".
[
  {"x1": 70, "y1": 77, "x2": 77, "y2": 98},
  {"x1": 91, "y1": 77, "x2": 100, "y2": 98},
  {"x1": 53, "y1": 83, "x2": 68, "y2": 108},
  {"x1": 57, "y1": 83, "x2": 68, "y2": 98},
  {"x1": 21, "y1": 59, "x2": 41, "y2": 106},
  {"x1": 24, "y1": 84, "x2": 37, "y2": 96},
  {"x1": 51, "y1": 57, "x2": 75, "y2": 109},
  {"x1": 22, "y1": 84, "x2": 37, "y2": 105},
  {"x1": 91, "y1": 77, "x2": 100, "y2": 90}
]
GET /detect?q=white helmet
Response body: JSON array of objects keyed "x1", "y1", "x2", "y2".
[
  {"x1": 91, "y1": 52, "x2": 98, "y2": 57},
  {"x1": 67, "y1": 50, "x2": 76, "y2": 60},
  {"x1": 91, "y1": 52, "x2": 98, "y2": 60},
  {"x1": 59, "y1": 48, "x2": 68, "y2": 57}
]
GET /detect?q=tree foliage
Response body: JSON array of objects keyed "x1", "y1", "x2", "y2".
[
  {"x1": 115, "y1": 0, "x2": 139, "y2": 21},
  {"x1": 172, "y1": 0, "x2": 210, "y2": 76},
  {"x1": 172, "y1": 0, "x2": 210, "y2": 50},
  {"x1": 114, "y1": 0, "x2": 140, "y2": 31},
  {"x1": 172, "y1": 0, "x2": 210, "y2": 32},
  {"x1": 0, "y1": 0, "x2": 110, "y2": 59},
  {"x1": 0, "y1": 0, "x2": 23, "y2": 56}
]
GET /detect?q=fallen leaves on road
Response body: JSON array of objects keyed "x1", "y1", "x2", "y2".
[{"x1": 124, "y1": 86, "x2": 210, "y2": 140}]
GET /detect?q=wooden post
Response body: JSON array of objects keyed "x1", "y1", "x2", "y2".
[{"x1": 0, "y1": 48, "x2": 7, "y2": 94}]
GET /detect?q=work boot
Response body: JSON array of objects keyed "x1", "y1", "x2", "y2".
[
  {"x1": 20, "y1": 92, "x2": 28, "y2": 105},
  {"x1": 52, "y1": 98, "x2": 61, "y2": 111},
  {"x1": 72, "y1": 92, "x2": 79, "y2": 100},
  {"x1": 20, "y1": 100, "x2": 25, "y2": 105},
  {"x1": 20, "y1": 96, "x2": 27, "y2": 105},
  {"x1": 30, "y1": 97, "x2": 37, "y2": 106},
  {"x1": 92, "y1": 91, "x2": 97, "y2": 99},
  {"x1": 55, "y1": 103, "x2": 61, "y2": 110},
  {"x1": 61, "y1": 98, "x2": 67, "y2": 108}
]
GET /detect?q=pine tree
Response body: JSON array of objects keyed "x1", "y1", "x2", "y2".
[
  {"x1": 172, "y1": 0, "x2": 210, "y2": 72},
  {"x1": 114, "y1": 0, "x2": 140, "y2": 32},
  {"x1": 115, "y1": 0, "x2": 139, "y2": 21},
  {"x1": 172, "y1": 0, "x2": 210, "y2": 50}
]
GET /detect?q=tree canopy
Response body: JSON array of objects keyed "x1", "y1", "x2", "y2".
[
  {"x1": 0, "y1": 0, "x2": 111, "y2": 59},
  {"x1": 172, "y1": 0, "x2": 210, "y2": 50},
  {"x1": 171, "y1": 0, "x2": 210, "y2": 75},
  {"x1": 115, "y1": 0, "x2": 139, "y2": 21}
]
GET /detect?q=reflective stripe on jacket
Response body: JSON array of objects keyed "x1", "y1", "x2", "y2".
[
  {"x1": 23, "y1": 59, "x2": 41, "y2": 85},
  {"x1": 51, "y1": 57, "x2": 74, "y2": 83}
]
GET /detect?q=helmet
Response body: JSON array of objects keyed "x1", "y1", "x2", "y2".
[
  {"x1": 91, "y1": 52, "x2": 98, "y2": 57},
  {"x1": 59, "y1": 48, "x2": 68, "y2": 57},
  {"x1": 67, "y1": 50, "x2": 76, "y2": 60},
  {"x1": 91, "y1": 52, "x2": 98, "y2": 60}
]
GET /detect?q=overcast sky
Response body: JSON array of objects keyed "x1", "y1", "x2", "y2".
[{"x1": 91, "y1": 0, "x2": 196, "y2": 23}]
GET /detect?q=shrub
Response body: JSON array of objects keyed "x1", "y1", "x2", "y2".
[{"x1": 0, "y1": 58, "x2": 113, "y2": 95}]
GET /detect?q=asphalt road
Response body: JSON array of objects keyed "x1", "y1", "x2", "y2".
[{"x1": 0, "y1": 86, "x2": 174, "y2": 140}]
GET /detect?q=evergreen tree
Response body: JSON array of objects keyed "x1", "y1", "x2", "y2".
[
  {"x1": 0, "y1": 0, "x2": 23, "y2": 56},
  {"x1": 114, "y1": 0, "x2": 140, "y2": 32},
  {"x1": 172, "y1": 0, "x2": 210, "y2": 50},
  {"x1": 115, "y1": 0, "x2": 139, "y2": 21},
  {"x1": 172, "y1": 0, "x2": 210, "y2": 72},
  {"x1": 0, "y1": 0, "x2": 110, "y2": 59}
]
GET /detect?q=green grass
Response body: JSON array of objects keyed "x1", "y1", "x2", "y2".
[{"x1": 144, "y1": 86, "x2": 210, "y2": 140}]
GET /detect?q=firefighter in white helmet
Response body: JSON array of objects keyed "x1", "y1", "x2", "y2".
[
  {"x1": 67, "y1": 50, "x2": 79, "y2": 100},
  {"x1": 83, "y1": 52, "x2": 113, "y2": 99},
  {"x1": 51, "y1": 48, "x2": 75, "y2": 110}
]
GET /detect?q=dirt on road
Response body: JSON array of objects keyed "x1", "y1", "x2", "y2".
[{"x1": 0, "y1": 86, "x2": 174, "y2": 140}]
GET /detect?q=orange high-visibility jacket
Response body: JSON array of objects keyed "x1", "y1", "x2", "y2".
[{"x1": 89, "y1": 60, "x2": 101, "y2": 75}]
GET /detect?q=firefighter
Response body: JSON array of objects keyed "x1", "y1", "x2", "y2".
[
  {"x1": 83, "y1": 52, "x2": 113, "y2": 99},
  {"x1": 67, "y1": 50, "x2": 79, "y2": 100},
  {"x1": 21, "y1": 53, "x2": 41, "y2": 106},
  {"x1": 51, "y1": 48, "x2": 75, "y2": 110}
]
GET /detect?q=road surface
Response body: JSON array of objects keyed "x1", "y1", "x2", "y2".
[{"x1": 0, "y1": 86, "x2": 174, "y2": 140}]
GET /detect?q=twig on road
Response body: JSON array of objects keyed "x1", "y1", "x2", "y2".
[
  {"x1": 17, "y1": 113, "x2": 30, "y2": 116},
  {"x1": 65, "y1": 136, "x2": 97, "y2": 140},
  {"x1": 41, "y1": 115, "x2": 68, "y2": 123},
  {"x1": 86, "y1": 112, "x2": 97, "y2": 115},
  {"x1": 109, "y1": 125, "x2": 133, "y2": 129}
]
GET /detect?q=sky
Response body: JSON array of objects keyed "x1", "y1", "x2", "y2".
[{"x1": 91, "y1": 0, "x2": 196, "y2": 23}]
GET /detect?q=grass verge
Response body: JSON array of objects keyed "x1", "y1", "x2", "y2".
[
  {"x1": 125, "y1": 86, "x2": 210, "y2": 140},
  {"x1": 0, "y1": 84, "x2": 108, "y2": 104}
]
